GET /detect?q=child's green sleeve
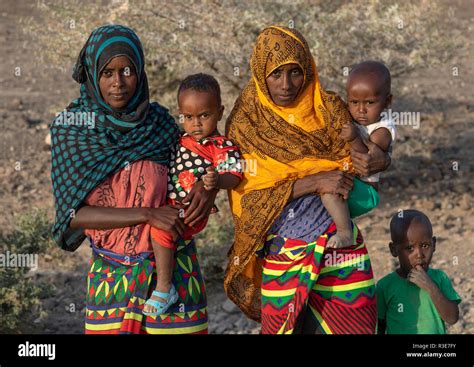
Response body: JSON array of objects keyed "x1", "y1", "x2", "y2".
[
  {"x1": 375, "y1": 282, "x2": 387, "y2": 321},
  {"x1": 375, "y1": 281, "x2": 387, "y2": 334},
  {"x1": 440, "y1": 271, "x2": 462, "y2": 304},
  {"x1": 348, "y1": 177, "x2": 380, "y2": 218}
]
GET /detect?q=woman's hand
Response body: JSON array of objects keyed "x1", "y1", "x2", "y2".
[
  {"x1": 181, "y1": 180, "x2": 219, "y2": 227},
  {"x1": 292, "y1": 170, "x2": 354, "y2": 201},
  {"x1": 312, "y1": 170, "x2": 354, "y2": 200},
  {"x1": 350, "y1": 141, "x2": 391, "y2": 177},
  {"x1": 146, "y1": 205, "x2": 186, "y2": 241}
]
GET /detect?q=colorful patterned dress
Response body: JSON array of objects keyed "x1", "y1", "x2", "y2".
[{"x1": 83, "y1": 160, "x2": 208, "y2": 334}]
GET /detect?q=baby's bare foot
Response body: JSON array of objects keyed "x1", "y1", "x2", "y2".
[{"x1": 327, "y1": 232, "x2": 353, "y2": 248}]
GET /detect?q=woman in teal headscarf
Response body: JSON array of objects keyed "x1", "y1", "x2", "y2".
[{"x1": 51, "y1": 25, "x2": 216, "y2": 334}]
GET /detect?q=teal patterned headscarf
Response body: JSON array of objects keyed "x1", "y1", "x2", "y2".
[{"x1": 50, "y1": 25, "x2": 179, "y2": 251}]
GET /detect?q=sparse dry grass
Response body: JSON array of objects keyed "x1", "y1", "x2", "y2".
[{"x1": 22, "y1": 0, "x2": 466, "y2": 116}]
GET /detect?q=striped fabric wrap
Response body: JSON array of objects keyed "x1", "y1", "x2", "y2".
[{"x1": 261, "y1": 222, "x2": 377, "y2": 334}]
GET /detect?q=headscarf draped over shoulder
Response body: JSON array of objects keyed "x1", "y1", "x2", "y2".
[
  {"x1": 50, "y1": 25, "x2": 179, "y2": 251},
  {"x1": 224, "y1": 26, "x2": 353, "y2": 321}
]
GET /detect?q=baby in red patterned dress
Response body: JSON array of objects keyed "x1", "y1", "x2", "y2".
[{"x1": 143, "y1": 74, "x2": 243, "y2": 316}]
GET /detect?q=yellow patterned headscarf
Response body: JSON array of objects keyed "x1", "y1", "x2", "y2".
[{"x1": 224, "y1": 26, "x2": 353, "y2": 321}]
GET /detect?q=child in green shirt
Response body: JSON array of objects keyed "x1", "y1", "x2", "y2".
[{"x1": 376, "y1": 209, "x2": 461, "y2": 334}]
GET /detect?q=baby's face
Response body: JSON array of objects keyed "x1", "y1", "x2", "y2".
[
  {"x1": 346, "y1": 76, "x2": 390, "y2": 126},
  {"x1": 178, "y1": 89, "x2": 223, "y2": 141},
  {"x1": 392, "y1": 220, "x2": 436, "y2": 276}
]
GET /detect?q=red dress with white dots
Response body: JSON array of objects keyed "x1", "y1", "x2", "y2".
[{"x1": 150, "y1": 133, "x2": 243, "y2": 249}]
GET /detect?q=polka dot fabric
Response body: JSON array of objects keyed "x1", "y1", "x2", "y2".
[
  {"x1": 51, "y1": 104, "x2": 179, "y2": 251},
  {"x1": 71, "y1": 24, "x2": 151, "y2": 131},
  {"x1": 50, "y1": 24, "x2": 179, "y2": 251},
  {"x1": 167, "y1": 134, "x2": 243, "y2": 202}
]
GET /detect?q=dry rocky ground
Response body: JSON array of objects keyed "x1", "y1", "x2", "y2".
[{"x1": 0, "y1": 1, "x2": 472, "y2": 334}]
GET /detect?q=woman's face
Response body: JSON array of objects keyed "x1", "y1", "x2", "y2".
[
  {"x1": 266, "y1": 63, "x2": 304, "y2": 107},
  {"x1": 99, "y1": 55, "x2": 138, "y2": 109}
]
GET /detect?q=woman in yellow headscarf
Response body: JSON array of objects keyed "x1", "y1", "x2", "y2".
[{"x1": 224, "y1": 26, "x2": 388, "y2": 334}]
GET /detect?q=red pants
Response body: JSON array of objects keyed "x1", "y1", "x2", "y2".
[{"x1": 150, "y1": 217, "x2": 208, "y2": 250}]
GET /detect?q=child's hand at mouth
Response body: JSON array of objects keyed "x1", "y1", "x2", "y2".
[{"x1": 408, "y1": 265, "x2": 435, "y2": 292}]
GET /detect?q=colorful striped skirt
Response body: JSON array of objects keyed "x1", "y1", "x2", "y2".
[
  {"x1": 85, "y1": 238, "x2": 208, "y2": 334},
  {"x1": 261, "y1": 222, "x2": 376, "y2": 334}
]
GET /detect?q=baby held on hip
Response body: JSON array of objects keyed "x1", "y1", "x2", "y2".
[{"x1": 322, "y1": 61, "x2": 396, "y2": 249}]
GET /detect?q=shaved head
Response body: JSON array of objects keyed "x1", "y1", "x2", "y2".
[
  {"x1": 390, "y1": 210, "x2": 433, "y2": 244},
  {"x1": 347, "y1": 60, "x2": 391, "y2": 96}
]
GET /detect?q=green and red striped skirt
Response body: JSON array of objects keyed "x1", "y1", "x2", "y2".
[{"x1": 261, "y1": 222, "x2": 377, "y2": 334}]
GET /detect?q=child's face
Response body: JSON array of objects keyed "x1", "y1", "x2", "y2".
[
  {"x1": 389, "y1": 219, "x2": 436, "y2": 277},
  {"x1": 178, "y1": 89, "x2": 223, "y2": 140},
  {"x1": 99, "y1": 56, "x2": 138, "y2": 109},
  {"x1": 346, "y1": 76, "x2": 391, "y2": 126},
  {"x1": 266, "y1": 63, "x2": 304, "y2": 107}
]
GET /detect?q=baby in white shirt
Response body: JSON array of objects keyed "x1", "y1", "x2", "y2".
[
  {"x1": 321, "y1": 61, "x2": 395, "y2": 249},
  {"x1": 341, "y1": 60, "x2": 396, "y2": 189},
  {"x1": 354, "y1": 116, "x2": 396, "y2": 183}
]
